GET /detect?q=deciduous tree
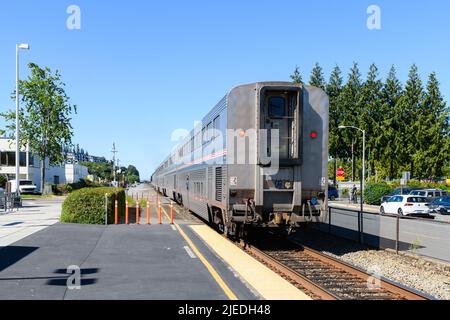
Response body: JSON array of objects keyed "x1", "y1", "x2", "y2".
[{"x1": 1, "y1": 63, "x2": 76, "y2": 193}]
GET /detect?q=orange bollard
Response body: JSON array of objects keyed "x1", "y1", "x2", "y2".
[
  {"x1": 147, "y1": 201, "x2": 150, "y2": 225},
  {"x1": 114, "y1": 200, "x2": 118, "y2": 225},
  {"x1": 126, "y1": 201, "x2": 129, "y2": 225},
  {"x1": 136, "y1": 202, "x2": 140, "y2": 225},
  {"x1": 158, "y1": 202, "x2": 162, "y2": 224},
  {"x1": 170, "y1": 201, "x2": 174, "y2": 225}
]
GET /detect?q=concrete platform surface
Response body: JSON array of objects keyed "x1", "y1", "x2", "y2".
[{"x1": 0, "y1": 223, "x2": 259, "y2": 300}]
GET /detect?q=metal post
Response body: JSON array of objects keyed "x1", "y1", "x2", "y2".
[
  {"x1": 15, "y1": 45, "x2": 20, "y2": 194},
  {"x1": 104, "y1": 193, "x2": 108, "y2": 225},
  {"x1": 362, "y1": 130, "x2": 366, "y2": 193},
  {"x1": 328, "y1": 206, "x2": 332, "y2": 234},
  {"x1": 360, "y1": 169, "x2": 364, "y2": 244},
  {"x1": 351, "y1": 138, "x2": 355, "y2": 182},
  {"x1": 396, "y1": 215, "x2": 400, "y2": 254}
]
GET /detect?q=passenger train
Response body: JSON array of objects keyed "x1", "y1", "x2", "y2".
[{"x1": 152, "y1": 82, "x2": 329, "y2": 237}]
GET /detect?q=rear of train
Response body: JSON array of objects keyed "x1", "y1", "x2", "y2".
[{"x1": 224, "y1": 82, "x2": 329, "y2": 236}]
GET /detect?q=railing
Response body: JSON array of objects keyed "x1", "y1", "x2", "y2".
[
  {"x1": 314, "y1": 205, "x2": 450, "y2": 262},
  {"x1": 0, "y1": 192, "x2": 22, "y2": 212}
]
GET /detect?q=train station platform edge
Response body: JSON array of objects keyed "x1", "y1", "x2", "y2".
[{"x1": 188, "y1": 224, "x2": 312, "y2": 300}]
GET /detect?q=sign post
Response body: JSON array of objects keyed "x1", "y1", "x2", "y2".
[{"x1": 401, "y1": 172, "x2": 411, "y2": 194}]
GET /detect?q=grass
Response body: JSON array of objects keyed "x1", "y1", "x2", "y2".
[
  {"x1": 21, "y1": 194, "x2": 57, "y2": 199},
  {"x1": 126, "y1": 195, "x2": 150, "y2": 208}
]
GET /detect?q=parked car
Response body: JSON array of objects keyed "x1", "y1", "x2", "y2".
[
  {"x1": 9, "y1": 180, "x2": 37, "y2": 194},
  {"x1": 409, "y1": 189, "x2": 448, "y2": 200},
  {"x1": 380, "y1": 187, "x2": 414, "y2": 204},
  {"x1": 429, "y1": 196, "x2": 450, "y2": 215},
  {"x1": 380, "y1": 195, "x2": 432, "y2": 218},
  {"x1": 328, "y1": 186, "x2": 339, "y2": 201}
]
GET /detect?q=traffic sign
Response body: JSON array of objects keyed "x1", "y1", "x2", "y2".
[{"x1": 337, "y1": 168, "x2": 345, "y2": 181}]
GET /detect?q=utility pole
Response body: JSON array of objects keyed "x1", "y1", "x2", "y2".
[
  {"x1": 111, "y1": 143, "x2": 118, "y2": 187},
  {"x1": 117, "y1": 159, "x2": 121, "y2": 187}
]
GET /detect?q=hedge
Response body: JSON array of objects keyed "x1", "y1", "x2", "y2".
[
  {"x1": 52, "y1": 179, "x2": 106, "y2": 196},
  {"x1": 363, "y1": 183, "x2": 393, "y2": 205},
  {"x1": 61, "y1": 187, "x2": 125, "y2": 224}
]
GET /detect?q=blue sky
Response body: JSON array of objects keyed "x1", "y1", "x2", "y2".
[{"x1": 1, "y1": 0, "x2": 449, "y2": 179}]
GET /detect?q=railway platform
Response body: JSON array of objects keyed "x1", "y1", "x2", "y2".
[{"x1": 0, "y1": 189, "x2": 311, "y2": 300}]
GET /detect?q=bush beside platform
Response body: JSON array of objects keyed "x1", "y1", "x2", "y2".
[{"x1": 61, "y1": 187, "x2": 125, "y2": 225}]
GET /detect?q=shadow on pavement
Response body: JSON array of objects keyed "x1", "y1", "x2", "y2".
[{"x1": 0, "y1": 246, "x2": 39, "y2": 272}]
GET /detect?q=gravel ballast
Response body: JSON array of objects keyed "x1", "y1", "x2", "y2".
[{"x1": 291, "y1": 229, "x2": 450, "y2": 300}]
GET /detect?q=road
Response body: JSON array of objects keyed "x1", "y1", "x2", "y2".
[{"x1": 320, "y1": 204, "x2": 450, "y2": 263}]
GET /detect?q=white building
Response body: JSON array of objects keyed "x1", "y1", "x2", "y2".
[
  {"x1": 65, "y1": 163, "x2": 89, "y2": 184},
  {"x1": 0, "y1": 138, "x2": 89, "y2": 191}
]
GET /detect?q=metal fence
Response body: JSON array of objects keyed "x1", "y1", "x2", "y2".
[
  {"x1": 0, "y1": 192, "x2": 22, "y2": 212},
  {"x1": 314, "y1": 206, "x2": 450, "y2": 262}
]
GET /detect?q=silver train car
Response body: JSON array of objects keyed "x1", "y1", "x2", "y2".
[{"x1": 152, "y1": 82, "x2": 329, "y2": 236}]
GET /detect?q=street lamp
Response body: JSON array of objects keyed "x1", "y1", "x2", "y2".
[
  {"x1": 15, "y1": 43, "x2": 30, "y2": 194},
  {"x1": 338, "y1": 125, "x2": 366, "y2": 192}
]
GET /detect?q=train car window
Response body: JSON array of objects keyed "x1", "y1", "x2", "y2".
[
  {"x1": 207, "y1": 122, "x2": 213, "y2": 141},
  {"x1": 202, "y1": 127, "x2": 206, "y2": 144},
  {"x1": 269, "y1": 97, "x2": 286, "y2": 118},
  {"x1": 213, "y1": 116, "x2": 220, "y2": 139}
]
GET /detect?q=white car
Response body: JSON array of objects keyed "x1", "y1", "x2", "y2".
[{"x1": 380, "y1": 195, "x2": 431, "y2": 216}]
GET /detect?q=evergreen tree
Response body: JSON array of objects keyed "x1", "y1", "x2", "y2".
[
  {"x1": 326, "y1": 65, "x2": 344, "y2": 184},
  {"x1": 338, "y1": 63, "x2": 363, "y2": 160},
  {"x1": 290, "y1": 66, "x2": 303, "y2": 84},
  {"x1": 397, "y1": 64, "x2": 424, "y2": 177},
  {"x1": 380, "y1": 65, "x2": 403, "y2": 179},
  {"x1": 309, "y1": 63, "x2": 326, "y2": 90},
  {"x1": 360, "y1": 64, "x2": 384, "y2": 177},
  {"x1": 414, "y1": 72, "x2": 450, "y2": 178}
]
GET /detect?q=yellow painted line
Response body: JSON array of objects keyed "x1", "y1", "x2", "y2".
[
  {"x1": 161, "y1": 206, "x2": 238, "y2": 300},
  {"x1": 190, "y1": 224, "x2": 312, "y2": 300}
]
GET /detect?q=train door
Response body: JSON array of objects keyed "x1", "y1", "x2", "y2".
[{"x1": 263, "y1": 92, "x2": 299, "y2": 160}]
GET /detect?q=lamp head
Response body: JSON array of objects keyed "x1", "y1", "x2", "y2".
[{"x1": 18, "y1": 43, "x2": 30, "y2": 50}]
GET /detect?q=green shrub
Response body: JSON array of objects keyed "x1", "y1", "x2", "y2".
[
  {"x1": 61, "y1": 187, "x2": 125, "y2": 224},
  {"x1": 364, "y1": 183, "x2": 393, "y2": 205},
  {"x1": 51, "y1": 179, "x2": 107, "y2": 196}
]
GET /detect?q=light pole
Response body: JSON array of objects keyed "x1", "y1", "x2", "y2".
[
  {"x1": 15, "y1": 43, "x2": 30, "y2": 194},
  {"x1": 339, "y1": 126, "x2": 366, "y2": 192}
]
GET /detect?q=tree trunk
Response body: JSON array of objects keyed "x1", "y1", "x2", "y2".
[
  {"x1": 410, "y1": 162, "x2": 414, "y2": 179},
  {"x1": 40, "y1": 159, "x2": 46, "y2": 195},
  {"x1": 389, "y1": 157, "x2": 394, "y2": 181}
]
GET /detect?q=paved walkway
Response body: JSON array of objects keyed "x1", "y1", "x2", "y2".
[{"x1": 0, "y1": 198, "x2": 64, "y2": 247}]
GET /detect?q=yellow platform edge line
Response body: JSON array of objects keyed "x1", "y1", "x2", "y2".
[
  {"x1": 189, "y1": 224, "x2": 312, "y2": 300},
  {"x1": 161, "y1": 207, "x2": 238, "y2": 300}
]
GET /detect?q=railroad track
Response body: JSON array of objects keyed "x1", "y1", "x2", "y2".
[
  {"x1": 239, "y1": 236, "x2": 431, "y2": 300},
  {"x1": 161, "y1": 196, "x2": 431, "y2": 300}
]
